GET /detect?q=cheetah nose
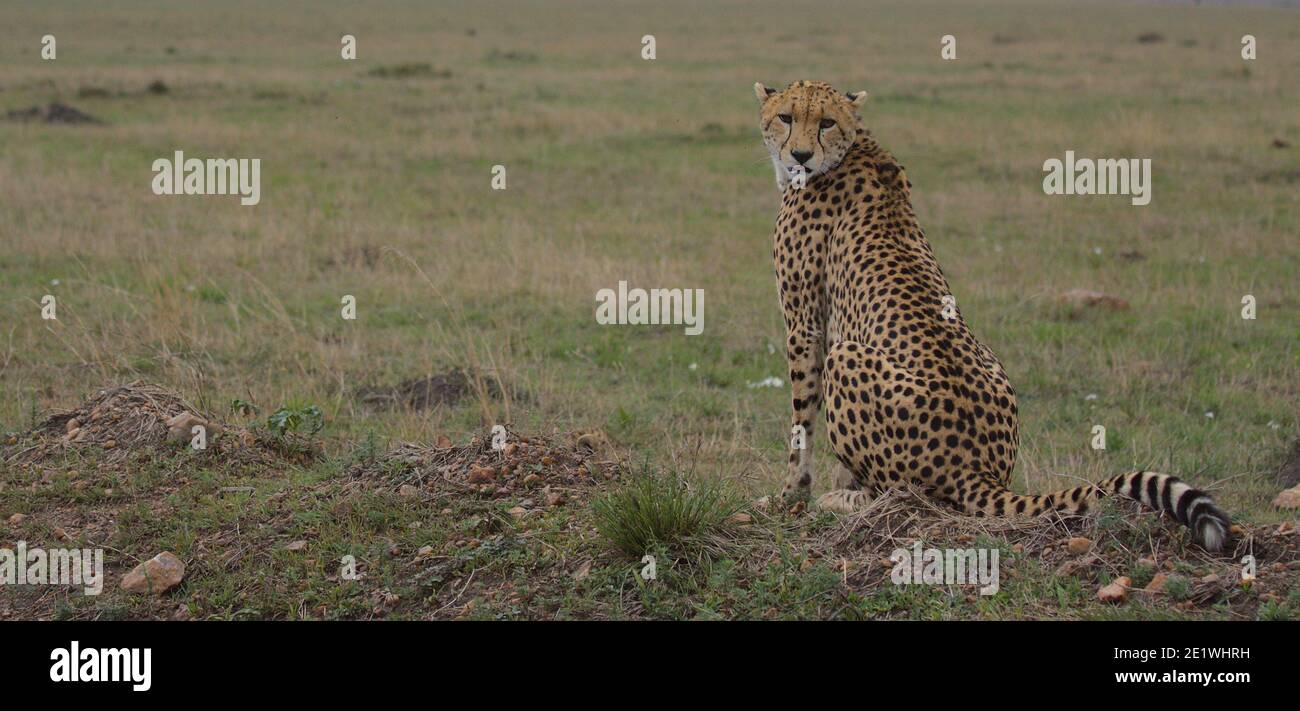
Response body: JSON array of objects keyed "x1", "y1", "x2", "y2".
[{"x1": 791, "y1": 150, "x2": 813, "y2": 166}]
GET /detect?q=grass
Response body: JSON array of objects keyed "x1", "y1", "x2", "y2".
[
  {"x1": 0, "y1": 0, "x2": 1297, "y2": 620},
  {"x1": 593, "y1": 467, "x2": 737, "y2": 557}
]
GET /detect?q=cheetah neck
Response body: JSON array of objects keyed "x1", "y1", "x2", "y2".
[{"x1": 820, "y1": 135, "x2": 957, "y2": 347}]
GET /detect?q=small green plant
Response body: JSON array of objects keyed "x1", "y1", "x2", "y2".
[
  {"x1": 1257, "y1": 599, "x2": 1293, "y2": 621},
  {"x1": 266, "y1": 405, "x2": 324, "y2": 437},
  {"x1": 231, "y1": 398, "x2": 259, "y2": 417},
  {"x1": 593, "y1": 470, "x2": 736, "y2": 557},
  {"x1": 1163, "y1": 574, "x2": 1192, "y2": 602},
  {"x1": 350, "y1": 430, "x2": 381, "y2": 466}
]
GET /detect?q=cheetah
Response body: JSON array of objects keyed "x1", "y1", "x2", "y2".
[{"x1": 755, "y1": 79, "x2": 1231, "y2": 551}]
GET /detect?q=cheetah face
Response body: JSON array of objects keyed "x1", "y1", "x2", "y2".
[{"x1": 754, "y1": 80, "x2": 867, "y2": 190}]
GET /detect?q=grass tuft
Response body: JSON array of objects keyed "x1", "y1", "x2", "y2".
[{"x1": 593, "y1": 469, "x2": 737, "y2": 558}]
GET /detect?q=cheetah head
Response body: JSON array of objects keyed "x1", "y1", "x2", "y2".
[{"x1": 754, "y1": 80, "x2": 867, "y2": 191}]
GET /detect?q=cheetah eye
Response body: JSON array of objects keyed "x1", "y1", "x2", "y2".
[
  {"x1": 819, "y1": 118, "x2": 836, "y2": 130},
  {"x1": 778, "y1": 114, "x2": 792, "y2": 124}
]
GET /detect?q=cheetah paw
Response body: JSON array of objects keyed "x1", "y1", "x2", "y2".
[{"x1": 815, "y1": 489, "x2": 871, "y2": 514}]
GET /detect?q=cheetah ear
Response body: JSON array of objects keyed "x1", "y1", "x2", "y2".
[
  {"x1": 845, "y1": 90, "x2": 869, "y2": 108},
  {"x1": 754, "y1": 82, "x2": 777, "y2": 103}
]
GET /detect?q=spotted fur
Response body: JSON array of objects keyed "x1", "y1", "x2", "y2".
[{"x1": 756, "y1": 80, "x2": 1230, "y2": 551}]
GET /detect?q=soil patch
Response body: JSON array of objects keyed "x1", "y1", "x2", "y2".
[
  {"x1": 5, "y1": 102, "x2": 104, "y2": 125},
  {"x1": 3, "y1": 381, "x2": 317, "y2": 468},
  {"x1": 355, "y1": 369, "x2": 528, "y2": 411},
  {"x1": 348, "y1": 427, "x2": 619, "y2": 501}
]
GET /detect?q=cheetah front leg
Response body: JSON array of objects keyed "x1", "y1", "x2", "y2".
[{"x1": 780, "y1": 328, "x2": 824, "y2": 502}]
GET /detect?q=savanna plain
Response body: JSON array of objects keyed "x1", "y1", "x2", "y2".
[{"x1": 0, "y1": 0, "x2": 1297, "y2": 620}]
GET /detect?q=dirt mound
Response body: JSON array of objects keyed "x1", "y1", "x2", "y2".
[
  {"x1": 5, "y1": 102, "x2": 104, "y2": 125},
  {"x1": 348, "y1": 428, "x2": 619, "y2": 502},
  {"x1": 355, "y1": 369, "x2": 528, "y2": 411},
  {"x1": 715, "y1": 487, "x2": 1300, "y2": 614},
  {"x1": 1276, "y1": 440, "x2": 1300, "y2": 488},
  {"x1": 3, "y1": 381, "x2": 316, "y2": 467},
  {"x1": 366, "y1": 63, "x2": 451, "y2": 79}
]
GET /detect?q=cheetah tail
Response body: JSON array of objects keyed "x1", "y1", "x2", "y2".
[{"x1": 962, "y1": 470, "x2": 1231, "y2": 552}]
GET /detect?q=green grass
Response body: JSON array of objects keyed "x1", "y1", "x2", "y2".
[
  {"x1": 593, "y1": 468, "x2": 737, "y2": 557},
  {"x1": 0, "y1": 0, "x2": 1297, "y2": 620}
]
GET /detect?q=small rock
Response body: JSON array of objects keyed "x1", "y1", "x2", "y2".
[
  {"x1": 571, "y1": 561, "x2": 592, "y2": 582},
  {"x1": 576, "y1": 430, "x2": 609, "y2": 452},
  {"x1": 120, "y1": 552, "x2": 185, "y2": 595},
  {"x1": 1057, "y1": 554, "x2": 1100, "y2": 576},
  {"x1": 165, "y1": 412, "x2": 209, "y2": 441},
  {"x1": 1098, "y1": 576, "x2": 1131, "y2": 603},
  {"x1": 398, "y1": 484, "x2": 420, "y2": 498},
  {"x1": 1066, "y1": 537, "x2": 1093, "y2": 555},
  {"x1": 285, "y1": 540, "x2": 308, "y2": 551},
  {"x1": 1144, "y1": 573, "x2": 1168, "y2": 593},
  {"x1": 1271, "y1": 485, "x2": 1300, "y2": 509},
  {"x1": 467, "y1": 466, "x2": 495, "y2": 484}
]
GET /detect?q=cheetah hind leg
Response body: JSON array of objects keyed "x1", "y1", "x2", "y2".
[
  {"x1": 832, "y1": 462, "x2": 857, "y2": 490},
  {"x1": 815, "y1": 489, "x2": 873, "y2": 514}
]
